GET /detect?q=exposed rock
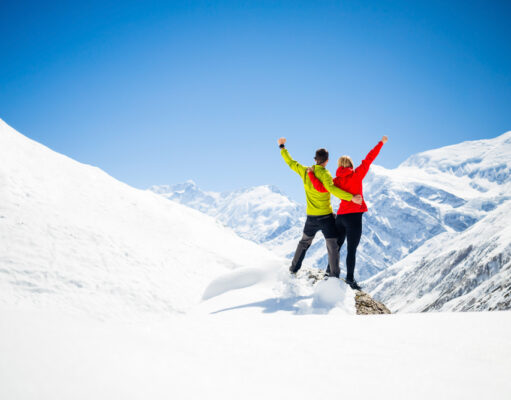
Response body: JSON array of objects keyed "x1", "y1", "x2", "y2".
[
  {"x1": 354, "y1": 291, "x2": 391, "y2": 315},
  {"x1": 304, "y1": 267, "x2": 327, "y2": 284},
  {"x1": 303, "y1": 267, "x2": 391, "y2": 315}
]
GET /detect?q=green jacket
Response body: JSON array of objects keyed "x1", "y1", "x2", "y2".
[{"x1": 280, "y1": 148, "x2": 353, "y2": 215}]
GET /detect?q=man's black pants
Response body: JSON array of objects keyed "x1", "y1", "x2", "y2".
[{"x1": 290, "y1": 214, "x2": 340, "y2": 278}]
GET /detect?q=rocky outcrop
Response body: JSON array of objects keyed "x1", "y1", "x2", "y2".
[
  {"x1": 354, "y1": 291, "x2": 391, "y2": 315},
  {"x1": 305, "y1": 267, "x2": 328, "y2": 284},
  {"x1": 304, "y1": 267, "x2": 391, "y2": 315}
]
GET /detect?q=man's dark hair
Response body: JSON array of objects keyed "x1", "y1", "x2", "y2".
[{"x1": 314, "y1": 148, "x2": 329, "y2": 165}]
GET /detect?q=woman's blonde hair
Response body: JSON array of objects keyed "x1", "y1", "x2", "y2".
[{"x1": 338, "y1": 155, "x2": 354, "y2": 169}]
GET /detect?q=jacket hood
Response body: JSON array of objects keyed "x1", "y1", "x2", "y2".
[{"x1": 336, "y1": 166, "x2": 353, "y2": 177}]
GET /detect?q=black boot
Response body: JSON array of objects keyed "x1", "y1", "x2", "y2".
[{"x1": 345, "y1": 279, "x2": 362, "y2": 291}]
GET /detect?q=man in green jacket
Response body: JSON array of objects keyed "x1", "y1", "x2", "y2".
[{"x1": 278, "y1": 137, "x2": 362, "y2": 278}]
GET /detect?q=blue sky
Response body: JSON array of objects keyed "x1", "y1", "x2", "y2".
[{"x1": 1, "y1": 0, "x2": 510, "y2": 202}]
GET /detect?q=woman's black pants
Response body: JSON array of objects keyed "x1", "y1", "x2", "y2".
[{"x1": 326, "y1": 212, "x2": 363, "y2": 281}]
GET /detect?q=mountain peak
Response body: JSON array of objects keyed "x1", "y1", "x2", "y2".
[{"x1": 399, "y1": 132, "x2": 511, "y2": 184}]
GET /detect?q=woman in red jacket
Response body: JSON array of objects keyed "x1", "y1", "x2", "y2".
[{"x1": 307, "y1": 136, "x2": 388, "y2": 290}]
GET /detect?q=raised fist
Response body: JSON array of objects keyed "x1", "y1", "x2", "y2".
[
  {"x1": 278, "y1": 137, "x2": 287, "y2": 145},
  {"x1": 381, "y1": 136, "x2": 388, "y2": 144},
  {"x1": 352, "y1": 194, "x2": 363, "y2": 205}
]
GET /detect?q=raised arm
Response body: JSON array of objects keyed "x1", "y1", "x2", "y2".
[
  {"x1": 307, "y1": 168, "x2": 328, "y2": 192},
  {"x1": 314, "y1": 167, "x2": 363, "y2": 204},
  {"x1": 314, "y1": 167, "x2": 354, "y2": 201},
  {"x1": 355, "y1": 136, "x2": 387, "y2": 180},
  {"x1": 278, "y1": 138, "x2": 306, "y2": 177}
]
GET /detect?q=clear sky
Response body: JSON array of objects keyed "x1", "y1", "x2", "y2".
[{"x1": 1, "y1": 0, "x2": 510, "y2": 202}]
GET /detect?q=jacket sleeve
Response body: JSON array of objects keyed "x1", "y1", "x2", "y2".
[
  {"x1": 355, "y1": 141, "x2": 383, "y2": 180},
  {"x1": 308, "y1": 170, "x2": 328, "y2": 192},
  {"x1": 314, "y1": 167, "x2": 353, "y2": 201},
  {"x1": 280, "y1": 148, "x2": 307, "y2": 177}
]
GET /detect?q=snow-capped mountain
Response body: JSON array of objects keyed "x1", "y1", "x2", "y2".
[
  {"x1": 150, "y1": 182, "x2": 305, "y2": 244},
  {"x1": 364, "y1": 199, "x2": 511, "y2": 312},
  {"x1": 0, "y1": 119, "x2": 281, "y2": 319},
  {"x1": 151, "y1": 132, "x2": 511, "y2": 283},
  {"x1": 362, "y1": 132, "x2": 511, "y2": 312},
  {"x1": 359, "y1": 132, "x2": 511, "y2": 278}
]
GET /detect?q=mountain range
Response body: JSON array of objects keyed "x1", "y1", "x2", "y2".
[{"x1": 151, "y1": 132, "x2": 511, "y2": 312}]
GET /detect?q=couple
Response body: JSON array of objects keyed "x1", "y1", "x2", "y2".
[{"x1": 278, "y1": 136, "x2": 387, "y2": 290}]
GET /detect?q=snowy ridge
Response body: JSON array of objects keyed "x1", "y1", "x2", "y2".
[
  {"x1": 365, "y1": 199, "x2": 511, "y2": 312},
  {"x1": 361, "y1": 132, "x2": 511, "y2": 312},
  {"x1": 401, "y1": 131, "x2": 511, "y2": 184},
  {"x1": 0, "y1": 119, "x2": 282, "y2": 319}
]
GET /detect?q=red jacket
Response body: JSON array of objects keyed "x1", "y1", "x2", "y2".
[{"x1": 308, "y1": 141, "x2": 383, "y2": 214}]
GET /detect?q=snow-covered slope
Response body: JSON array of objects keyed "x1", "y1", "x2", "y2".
[
  {"x1": 364, "y1": 198, "x2": 511, "y2": 312},
  {"x1": 0, "y1": 119, "x2": 281, "y2": 319},
  {"x1": 149, "y1": 183, "x2": 335, "y2": 269},
  {"x1": 150, "y1": 182, "x2": 305, "y2": 244}
]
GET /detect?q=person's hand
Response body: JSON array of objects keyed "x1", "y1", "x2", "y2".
[
  {"x1": 278, "y1": 137, "x2": 286, "y2": 145},
  {"x1": 306, "y1": 167, "x2": 313, "y2": 173},
  {"x1": 352, "y1": 194, "x2": 363, "y2": 205},
  {"x1": 381, "y1": 136, "x2": 388, "y2": 144}
]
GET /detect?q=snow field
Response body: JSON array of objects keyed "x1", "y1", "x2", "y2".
[{"x1": 1, "y1": 307, "x2": 510, "y2": 400}]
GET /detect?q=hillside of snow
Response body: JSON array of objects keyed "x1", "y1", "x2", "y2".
[
  {"x1": 0, "y1": 119, "x2": 282, "y2": 319},
  {"x1": 149, "y1": 182, "x2": 323, "y2": 267},
  {"x1": 364, "y1": 197, "x2": 511, "y2": 312},
  {"x1": 150, "y1": 182, "x2": 305, "y2": 245},
  {"x1": 0, "y1": 117, "x2": 364, "y2": 320}
]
